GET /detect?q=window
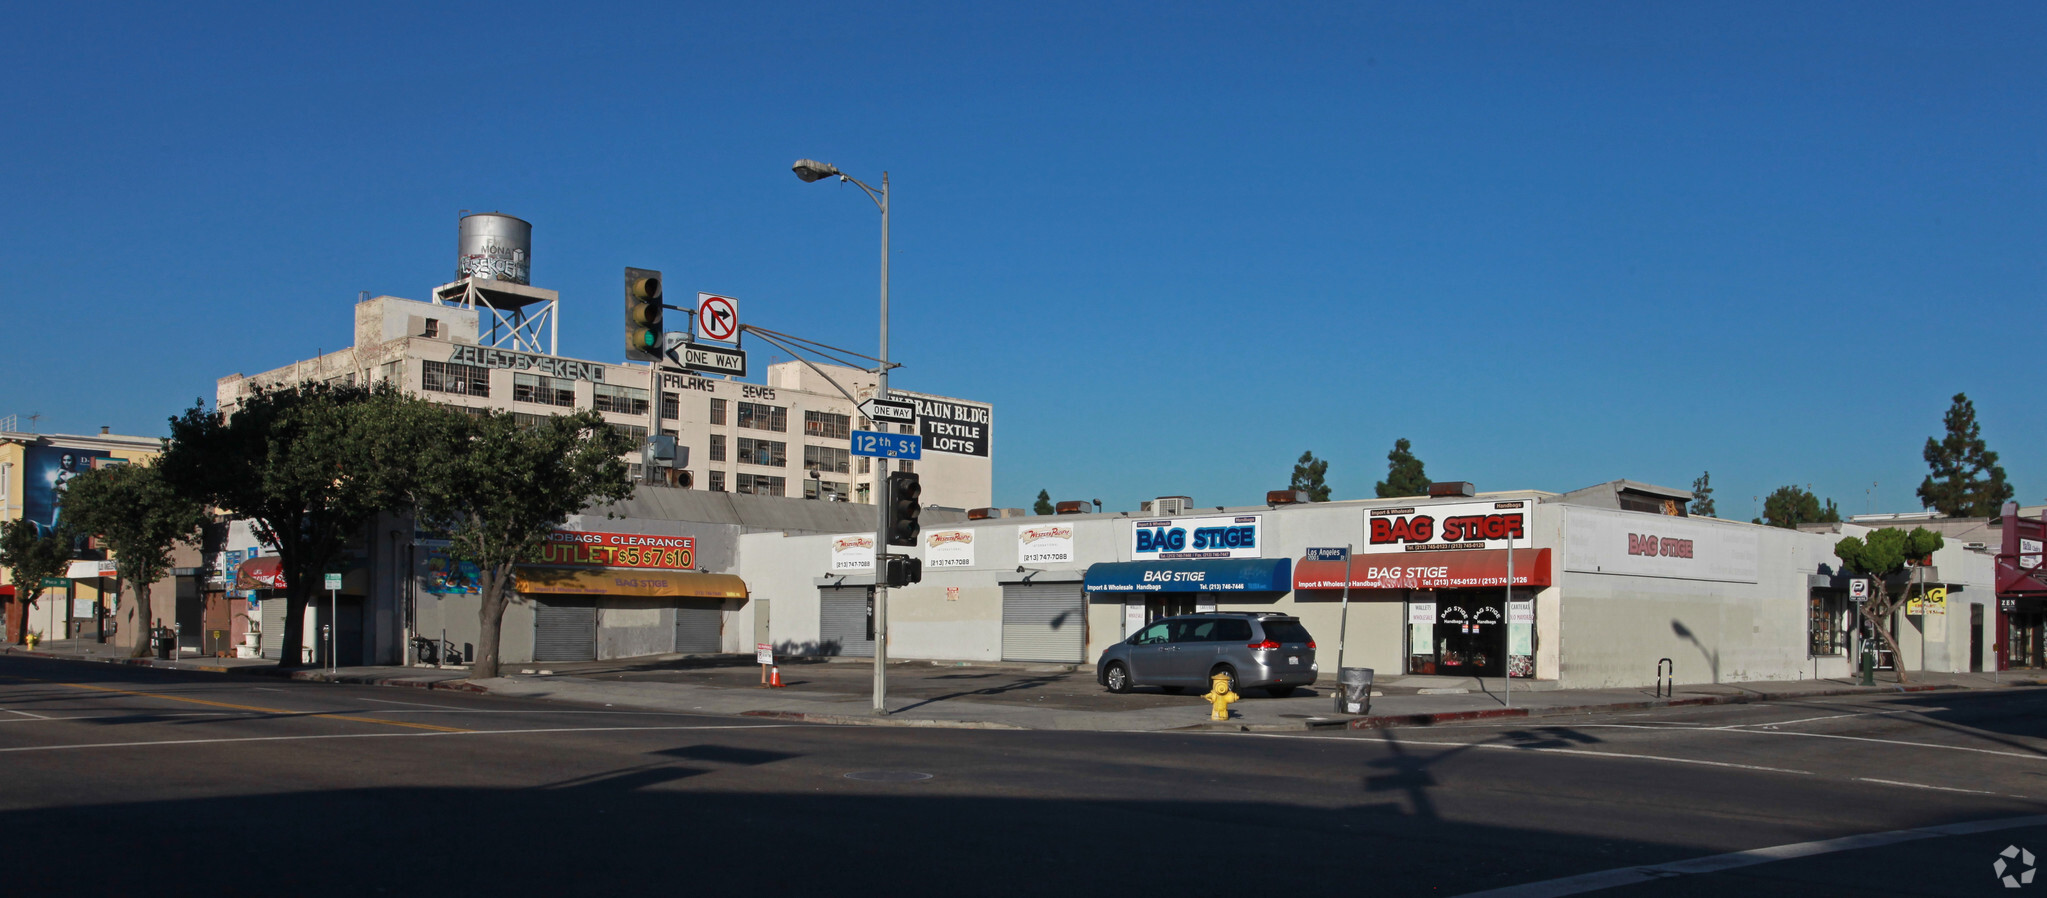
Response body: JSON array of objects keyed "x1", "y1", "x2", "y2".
[
  {"x1": 898, "y1": 423, "x2": 913, "y2": 435},
  {"x1": 710, "y1": 399, "x2": 727, "y2": 425},
  {"x1": 512, "y1": 412, "x2": 551, "y2": 429},
  {"x1": 709, "y1": 435, "x2": 726, "y2": 462},
  {"x1": 593, "y1": 383, "x2": 650, "y2": 416},
  {"x1": 513, "y1": 372, "x2": 576, "y2": 407},
  {"x1": 627, "y1": 463, "x2": 644, "y2": 482},
  {"x1": 660, "y1": 392, "x2": 680, "y2": 421},
  {"x1": 737, "y1": 402, "x2": 787, "y2": 432},
  {"x1": 380, "y1": 360, "x2": 401, "y2": 385},
  {"x1": 804, "y1": 410, "x2": 851, "y2": 440},
  {"x1": 708, "y1": 470, "x2": 725, "y2": 492},
  {"x1": 1214, "y1": 619, "x2": 1254, "y2": 642},
  {"x1": 1131, "y1": 622, "x2": 1170, "y2": 645},
  {"x1": 438, "y1": 403, "x2": 490, "y2": 418},
  {"x1": 660, "y1": 428, "x2": 676, "y2": 438},
  {"x1": 1809, "y1": 592, "x2": 1848, "y2": 656},
  {"x1": 897, "y1": 459, "x2": 914, "y2": 474},
  {"x1": 736, "y1": 473, "x2": 785, "y2": 496},
  {"x1": 736, "y1": 438, "x2": 786, "y2": 467},
  {"x1": 424, "y1": 318, "x2": 440, "y2": 338},
  {"x1": 858, "y1": 457, "x2": 871, "y2": 475},
  {"x1": 610, "y1": 422, "x2": 648, "y2": 442},
  {"x1": 421, "y1": 360, "x2": 489, "y2": 397},
  {"x1": 804, "y1": 444, "x2": 851, "y2": 475}
]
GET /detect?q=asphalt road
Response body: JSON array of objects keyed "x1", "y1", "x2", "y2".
[{"x1": 3, "y1": 653, "x2": 2043, "y2": 897}]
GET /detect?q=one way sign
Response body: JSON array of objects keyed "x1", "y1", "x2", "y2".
[{"x1": 697, "y1": 293, "x2": 739, "y2": 342}]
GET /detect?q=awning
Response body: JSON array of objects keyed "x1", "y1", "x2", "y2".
[
  {"x1": 65, "y1": 560, "x2": 117, "y2": 580},
  {"x1": 236, "y1": 556, "x2": 287, "y2": 590},
  {"x1": 514, "y1": 567, "x2": 748, "y2": 599},
  {"x1": 1293, "y1": 549, "x2": 1553, "y2": 591},
  {"x1": 1083, "y1": 558, "x2": 1293, "y2": 593}
]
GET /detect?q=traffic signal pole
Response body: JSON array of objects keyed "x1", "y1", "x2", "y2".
[{"x1": 871, "y1": 171, "x2": 890, "y2": 717}]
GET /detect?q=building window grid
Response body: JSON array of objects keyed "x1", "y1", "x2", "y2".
[
  {"x1": 421, "y1": 360, "x2": 489, "y2": 397},
  {"x1": 660, "y1": 392, "x2": 680, "y2": 421},
  {"x1": 1809, "y1": 592, "x2": 1849, "y2": 656},
  {"x1": 736, "y1": 437, "x2": 787, "y2": 468},
  {"x1": 438, "y1": 403, "x2": 490, "y2": 418},
  {"x1": 736, "y1": 473, "x2": 785, "y2": 497},
  {"x1": 708, "y1": 470, "x2": 725, "y2": 492},
  {"x1": 804, "y1": 444, "x2": 851, "y2": 475},
  {"x1": 512, "y1": 412, "x2": 550, "y2": 429},
  {"x1": 710, "y1": 399, "x2": 727, "y2": 425},
  {"x1": 709, "y1": 435, "x2": 726, "y2": 462},
  {"x1": 609, "y1": 422, "x2": 648, "y2": 442},
  {"x1": 593, "y1": 383, "x2": 650, "y2": 416},
  {"x1": 897, "y1": 459, "x2": 914, "y2": 473},
  {"x1": 804, "y1": 411, "x2": 851, "y2": 440},
  {"x1": 737, "y1": 402, "x2": 787, "y2": 433},
  {"x1": 513, "y1": 372, "x2": 577, "y2": 407}
]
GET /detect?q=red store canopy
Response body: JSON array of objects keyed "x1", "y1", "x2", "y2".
[
  {"x1": 235, "y1": 556, "x2": 287, "y2": 590},
  {"x1": 1294, "y1": 548, "x2": 1552, "y2": 592}
]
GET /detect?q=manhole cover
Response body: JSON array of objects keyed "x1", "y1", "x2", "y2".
[{"x1": 843, "y1": 771, "x2": 933, "y2": 782}]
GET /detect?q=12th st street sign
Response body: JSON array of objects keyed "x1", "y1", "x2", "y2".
[{"x1": 851, "y1": 430, "x2": 921, "y2": 460}]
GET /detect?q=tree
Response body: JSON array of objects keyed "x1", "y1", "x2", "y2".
[
  {"x1": 1835, "y1": 526, "x2": 1945, "y2": 683},
  {"x1": 1690, "y1": 471, "x2": 1716, "y2": 517},
  {"x1": 1757, "y1": 485, "x2": 1840, "y2": 528},
  {"x1": 415, "y1": 408, "x2": 634, "y2": 680},
  {"x1": 1917, "y1": 393, "x2": 2014, "y2": 517},
  {"x1": 1290, "y1": 451, "x2": 1331, "y2": 502},
  {"x1": 59, "y1": 462, "x2": 210, "y2": 657},
  {"x1": 1375, "y1": 438, "x2": 1430, "y2": 498},
  {"x1": 1033, "y1": 490, "x2": 1054, "y2": 516},
  {"x1": 0, "y1": 519, "x2": 73, "y2": 645},
  {"x1": 159, "y1": 382, "x2": 441, "y2": 667}
]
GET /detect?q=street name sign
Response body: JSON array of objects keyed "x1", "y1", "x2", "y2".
[
  {"x1": 858, "y1": 397, "x2": 917, "y2": 425},
  {"x1": 851, "y1": 430, "x2": 922, "y2": 460},
  {"x1": 1307, "y1": 547, "x2": 1350, "y2": 562}
]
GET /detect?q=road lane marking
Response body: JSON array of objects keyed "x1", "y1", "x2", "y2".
[
  {"x1": 52, "y1": 682, "x2": 473, "y2": 733},
  {"x1": 1455, "y1": 813, "x2": 2047, "y2": 897},
  {"x1": 360, "y1": 698, "x2": 472, "y2": 711},
  {"x1": 1705, "y1": 727, "x2": 2047, "y2": 760},
  {"x1": 1856, "y1": 777, "x2": 1998, "y2": 795},
  {"x1": 2, "y1": 708, "x2": 50, "y2": 720},
  {"x1": 0, "y1": 723, "x2": 806, "y2": 754}
]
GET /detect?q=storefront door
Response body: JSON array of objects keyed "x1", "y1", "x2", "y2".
[
  {"x1": 1144, "y1": 595, "x2": 1197, "y2": 623},
  {"x1": 2011, "y1": 611, "x2": 2046, "y2": 669},
  {"x1": 1426, "y1": 591, "x2": 1506, "y2": 678}
]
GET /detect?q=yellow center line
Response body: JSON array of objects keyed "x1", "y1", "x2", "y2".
[{"x1": 53, "y1": 681, "x2": 472, "y2": 733}]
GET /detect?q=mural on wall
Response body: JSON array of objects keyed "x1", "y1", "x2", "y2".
[{"x1": 424, "y1": 549, "x2": 482, "y2": 596}]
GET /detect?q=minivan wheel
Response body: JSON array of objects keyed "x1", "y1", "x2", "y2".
[
  {"x1": 1210, "y1": 667, "x2": 1238, "y2": 695},
  {"x1": 1104, "y1": 662, "x2": 1132, "y2": 694}
]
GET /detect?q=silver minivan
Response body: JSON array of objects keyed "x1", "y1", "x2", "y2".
[{"x1": 1096, "y1": 613, "x2": 1318, "y2": 697}]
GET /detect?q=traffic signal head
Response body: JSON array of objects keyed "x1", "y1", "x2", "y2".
[
  {"x1": 625, "y1": 267, "x2": 664, "y2": 361},
  {"x1": 884, "y1": 554, "x2": 923, "y2": 588},
  {"x1": 887, "y1": 471, "x2": 922, "y2": 547}
]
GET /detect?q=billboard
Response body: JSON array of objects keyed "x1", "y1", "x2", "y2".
[
  {"x1": 20, "y1": 445, "x2": 112, "y2": 539},
  {"x1": 1129, "y1": 514, "x2": 1263, "y2": 561},
  {"x1": 1363, "y1": 500, "x2": 1533, "y2": 554}
]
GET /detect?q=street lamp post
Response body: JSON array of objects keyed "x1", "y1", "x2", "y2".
[{"x1": 793, "y1": 158, "x2": 893, "y2": 716}]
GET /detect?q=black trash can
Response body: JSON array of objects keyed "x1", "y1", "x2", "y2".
[
  {"x1": 1336, "y1": 667, "x2": 1373, "y2": 714},
  {"x1": 154, "y1": 630, "x2": 175, "y2": 661}
]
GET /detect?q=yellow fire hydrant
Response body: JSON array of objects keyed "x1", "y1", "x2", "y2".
[
  {"x1": 1202, "y1": 672, "x2": 1239, "y2": 721},
  {"x1": 24, "y1": 632, "x2": 39, "y2": 649}
]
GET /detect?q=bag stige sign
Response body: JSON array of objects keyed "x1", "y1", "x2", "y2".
[{"x1": 1364, "y1": 501, "x2": 1531, "y2": 554}]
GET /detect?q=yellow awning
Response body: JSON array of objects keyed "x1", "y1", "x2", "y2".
[{"x1": 513, "y1": 567, "x2": 747, "y2": 599}]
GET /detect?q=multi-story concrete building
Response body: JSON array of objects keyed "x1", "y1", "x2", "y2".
[{"x1": 216, "y1": 292, "x2": 994, "y2": 511}]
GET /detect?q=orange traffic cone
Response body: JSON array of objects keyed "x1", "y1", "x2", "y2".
[{"x1": 769, "y1": 666, "x2": 785, "y2": 687}]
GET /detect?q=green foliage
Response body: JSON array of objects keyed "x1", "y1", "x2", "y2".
[
  {"x1": 1290, "y1": 451, "x2": 1331, "y2": 502},
  {"x1": 1689, "y1": 471, "x2": 1716, "y2": 517},
  {"x1": 0, "y1": 518, "x2": 73, "y2": 644},
  {"x1": 158, "y1": 381, "x2": 447, "y2": 665},
  {"x1": 1834, "y1": 526, "x2": 1945, "y2": 579},
  {"x1": 413, "y1": 407, "x2": 635, "y2": 679},
  {"x1": 1760, "y1": 485, "x2": 1840, "y2": 528},
  {"x1": 1375, "y1": 438, "x2": 1430, "y2": 499},
  {"x1": 59, "y1": 462, "x2": 211, "y2": 655},
  {"x1": 1917, "y1": 392, "x2": 2014, "y2": 517},
  {"x1": 1033, "y1": 489, "x2": 1054, "y2": 516}
]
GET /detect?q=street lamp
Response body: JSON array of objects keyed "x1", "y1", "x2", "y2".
[{"x1": 793, "y1": 157, "x2": 893, "y2": 716}]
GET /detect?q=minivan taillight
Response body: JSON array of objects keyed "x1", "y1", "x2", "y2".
[
  {"x1": 1249, "y1": 640, "x2": 1281, "y2": 650},
  {"x1": 1307, "y1": 641, "x2": 1316, "y2": 649}
]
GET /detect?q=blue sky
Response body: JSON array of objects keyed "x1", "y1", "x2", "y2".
[{"x1": 3, "y1": 2, "x2": 2040, "y2": 517}]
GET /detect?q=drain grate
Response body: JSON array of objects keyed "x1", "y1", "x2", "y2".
[{"x1": 844, "y1": 771, "x2": 933, "y2": 782}]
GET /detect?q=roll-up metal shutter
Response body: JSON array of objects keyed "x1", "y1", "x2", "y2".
[
  {"x1": 259, "y1": 598, "x2": 286, "y2": 660},
  {"x1": 533, "y1": 599, "x2": 596, "y2": 662},
  {"x1": 673, "y1": 600, "x2": 724, "y2": 654},
  {"x1": 1002, "y1": 583, "x2": 1086, "y2": 663},
  {"x1": 819, "y1": 586, "x2": 874, "y2": 658}
]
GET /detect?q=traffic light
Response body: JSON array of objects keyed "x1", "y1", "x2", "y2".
[
  {"x1": 886, "y1": 471, "x2": 921, "y2": 547},
  {"x1": 624, "y1": 267, "x2": 664, "y2": 362},
  {"x1": 884, "y1": 554, "x2": 923, "y2": 588}
]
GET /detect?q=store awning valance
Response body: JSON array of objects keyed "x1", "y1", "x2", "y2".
[
  {"x1": 1293, "y1": 548, "x2": 1552, "y2": 591},
  {"x1": 236, "y1": 556, "x2": 287, "y2": 590},
  {"x1": 514, "y1": 567, "x2": 748, "y2": 599},
  {"x1": 1083, "y1": 558, "x2": 1292, "y2": 593}
]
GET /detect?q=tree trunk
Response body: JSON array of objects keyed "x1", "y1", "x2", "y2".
[
  {"x1": 128, "y1": 577, "x2": 154, "y2": 659},
  {"x1": 470, "y1": 563, "x2": 512, "y2": 681},
  {"x1": 277, "y1": 591, "x2": 308, "y2": 667},
  {"x1": 1866, "y1": 594, "x2": 1909, "y2": 684},
  {"x1": 6, "y1": 596, "x2": 28, "y2": 645}
]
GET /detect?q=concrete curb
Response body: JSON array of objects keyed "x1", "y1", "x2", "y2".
[
  {"x1": 738, "y1": 709, "x2": 1026, "y2": 730},
  {"x1": 1341, "y1": 682, "x2": 2008, "y2": 730},
  {"x1": 0, "y1": 646, "x2": 488, "y2": 693}
]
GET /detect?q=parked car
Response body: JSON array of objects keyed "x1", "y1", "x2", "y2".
[{"x1": 1096, "y1": 612, "x2": 1318, "y2": 697}]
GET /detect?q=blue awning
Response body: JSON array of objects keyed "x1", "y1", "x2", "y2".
[{"x1": 1083, "y1": 558, "x2": 1293, "y2": 593}]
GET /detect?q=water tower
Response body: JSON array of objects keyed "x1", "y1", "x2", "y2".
[{"x1": 432, "y1": 212, "x2": 559, "y2": 355}]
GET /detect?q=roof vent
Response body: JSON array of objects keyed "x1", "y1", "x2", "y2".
[
  {"x1": 1054, "y1": 501, "x2": 1090, "y2": 515},
  {"x1": 1153, "y1": 496, "x2": 1192, "y2": 516},
  {"x1": 1427, "y1": 481, "x2": 1476, "y2": 498},
  {"x1": 1267, "y1": 490, "x2": 1309, "y2": 505}
]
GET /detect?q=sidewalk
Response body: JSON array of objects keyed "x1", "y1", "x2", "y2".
[{"x1": 7, "y1": 638, "x2": 2043, "y2": 732}]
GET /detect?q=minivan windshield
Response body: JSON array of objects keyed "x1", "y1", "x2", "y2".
[{"x1": 1261, "y1": 620, "x2": 1312, "y2": 644}]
